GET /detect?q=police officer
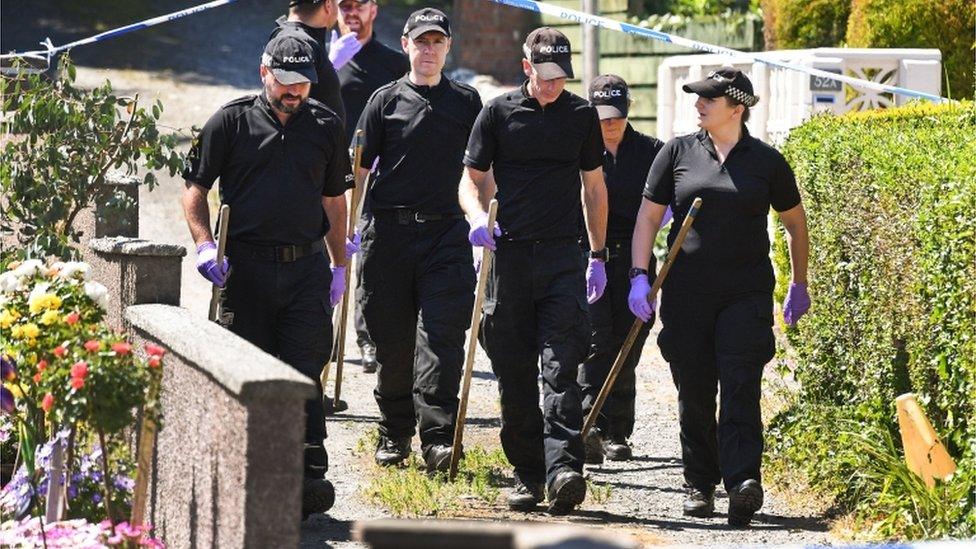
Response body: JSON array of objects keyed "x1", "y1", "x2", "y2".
[
  {"x1": 460, "y1": 27, "x2": 609, "y2": 515},
  {"x1": 354, "y1": 8, "x2": 482, "y2": 472},
  {"x1": 181, "y1": 35, "x2": 352, "y2": 519},
  {"x1": 271, "y1": 0, "x2": 362, "y2": 126},
  {"x1": 629, "y1": 68, "x2": 810, "y2": 526},
  {"x1": 579, "y1": 75, "x2": 664, "y2": 465},
  {"x1": 337, "y1": 0, "x2": 410, "y2": 373}
]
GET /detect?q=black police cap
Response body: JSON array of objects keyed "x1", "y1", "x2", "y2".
[{"x1": 682, "y1": 67, "x2": 759, "y2": 107}]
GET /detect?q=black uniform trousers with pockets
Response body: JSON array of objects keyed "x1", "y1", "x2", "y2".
[
  {"x1": 657, "y1": 287, "x2": 775, "y2": 492},
  {"x1": 357, "y1": 213, "x2": 475, "y2": 450},
  {"x1": 222, "y1": 249, "x2": 333, "y2": 478},
  {"x1": 480, "y1": 238, "x2": 590, "y2": 487},
  {"x1": 578, "y1": 239, "x2": 655, "y2": 441}
]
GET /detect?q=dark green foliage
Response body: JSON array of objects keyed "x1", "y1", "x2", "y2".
[
  {"x1": 761, "y1": 0, "x2": 850, "y2": 49},
  {"x1": 846, "y1": 0, "x2": 975, "y2": 100},
  {"x1": 638, "y1": 0, "x2": 756, "y2": 16},
  {"x1": 767, "y1": 102, "x2": 975, "y2": 538}
]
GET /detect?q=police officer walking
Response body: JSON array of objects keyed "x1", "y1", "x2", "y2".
[
  {"x1": 354, "y1": 8, "x2": 483, "y2": 472},
  {"x1": 337, "y1": 0, "x2": 410, "y2": 373},
  {"x1": 271, "y1": 0, "x2": 363, "y2": 126},
  {"x1": 579, "y1": 75, "x2": 664, "y2": 465},
  {"x1": 182, "y1": 35, "x2": 352, "y2": 519},
  {"x1": 460, "y1": 27, "x2": 609, "y2": 515},
  {"x1": 629, "y1": 68, "x2": 810, "y2": 526}
]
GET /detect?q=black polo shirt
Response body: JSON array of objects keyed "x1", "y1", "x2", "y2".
[
  {"x1": 183, "y1": 94, "x2": 352, "y2": 247},
  {"x1": 643, "y1": 128, "x2": 801, "y2": 294},
  {"x1": 271, "y1": 17, "x2": 346, "y2": 129},
  {"x1": 464, "y1": 82, "x2": 604, "y2": 241},
  {"x1": 357, "y1": 75, "x2": 482, "y2": 214},
  {"x1": 604, "y1": 124, "x2": 664, "y2": 242},
  {"x1": 338, "y1": 34, "x2": 409, "y2": 142}
]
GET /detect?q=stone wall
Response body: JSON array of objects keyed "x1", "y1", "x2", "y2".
[
  {"x1": 452, "y1": 0, "x2": 540, "y2": 83},
  {"x1": 126, "y1": 304, "x2": 316, "y2": 548}
]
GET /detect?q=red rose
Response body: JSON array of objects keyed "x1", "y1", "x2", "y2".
[
  {"x1": 65, "y1": 312, "x2": 80, "y2": 326},
  {"x1": 70, "y1": 377, "x2": 85, "y2": 390},
  {"x1": 37, "y1": 360, "x2": 48, "y2": 372},
  {"x1": 145, "y1": 343, "x2": 166, "y2": 358},
  {"x1": 111, "y1": 342, "x2": 132, "y2": 355},
  {"x1": 41, "y1": 393, "x2": 55, "y2": 413},
  {"x1": 84, "y1": 340, "x2": 101, "y2": 353},
  {"x1": 53, "y1": 346, "x2": 67, "y2": 358},
  {"x1": 147, "y1": 356, "x2": 162, "y2": 368},
  {"x1": 33, "y1": 373, "x2": 42, "y2": 383},
  {"x1": 70, "y1": 361, "x2": 89, "y2": 379}
]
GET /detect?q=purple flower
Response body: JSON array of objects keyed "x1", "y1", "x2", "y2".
[
  {"x1": 1, "y1": 355, "x2": 15, "y2": 381},
  {"x1": 92, "y1": 492, "x2": 102, "y2": 503},
  {"x1": 113, "y1": 475, "x2": 135, "y2": 491},
  {"x1": 0, "y1": 386, "x2": 13, "y2": 414}
]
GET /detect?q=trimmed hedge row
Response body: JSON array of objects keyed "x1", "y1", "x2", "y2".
[{"x1": 768, "y1": 102, "x2": 975, "y2": 537}]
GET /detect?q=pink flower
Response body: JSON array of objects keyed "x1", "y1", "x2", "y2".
[
  {"x1": 145, "y1": 343, "x2": 166, "y2": 358},
  {"x1": 37, "y1": 359, "x2": 48, "y2": 372},
  {"x1": 147, "y1": 356, "x2": 161, "y2": 369},
  {"x1": 33, "y1": 373, "x2": 42, "y2": 383},
  {"x1": 70, "y1": 361, "x2": 89, "y2": 379},
  {"x1": 41, "y1": 393, "x2": 55, "y2": 413},
  {"x1": 65, "y1": 311, "x2": 80, "y2": 325},
  {"x1": 70, "y1": 377, "x2": 85, "y2": 390},
  {"x1": 53, "y1": 345, "x2": 67, "y2": 358},
  {"x1": 111, "y1": 342, "x2": 132, "y2": 355},
  {"x1": 84, "y1": 340, "x2": 101, "y2": 353}
]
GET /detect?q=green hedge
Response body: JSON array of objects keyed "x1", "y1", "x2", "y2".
[
  {"x1": 847, "y1": 0, "x2": 975, "y2": 100},
  {"x1": 761, "y1": 0, "x2": 850, "y2": 49},
  {"x1": 768, "y1": 102, "x2": 975, "y2": 538}
]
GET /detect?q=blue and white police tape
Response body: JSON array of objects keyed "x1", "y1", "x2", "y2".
[
  {"x1": 488, "y1": 0, "x2": 949, "y2": 104},
  {"x1": 0, "y1": 0, "x2": 238, "y2": 66}
]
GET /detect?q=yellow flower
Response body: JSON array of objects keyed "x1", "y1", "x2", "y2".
[
  {"x1": 39, "y1": 310, "x2": 60, "y2": 326},
  {"x1": 10, "y1": 325, "x2": 22, "y2": 339},
  {"x1": 20, "y1": 323, "x2": 40, "y2": 339},
  {"x1": 28, "y1": 293, "x2": 62, "y2": 314},
  {"x1": 0, "y1": 310, "x2": 15, "y2": 329},
  {"x1": 7, "y1": 383, "x2": 24, "y2": 399}
]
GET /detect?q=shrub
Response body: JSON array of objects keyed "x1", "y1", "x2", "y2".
[
  {"x1": 767, "y1": 101, "x2": 975, "y2": 538},
  {"x1": 846, "y1": 0, "x2": 975, "y2": 100},
  {"x1": 761, "y1": 0, "x2": 850, "y2": 49}
]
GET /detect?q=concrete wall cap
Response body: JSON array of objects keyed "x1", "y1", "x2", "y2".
[
  {"x1": 89, "y1": 237, "x2": 187, "y2": 257},
  {"x1": 125, "y1": 304, "x2": 317, "y2": 400}
]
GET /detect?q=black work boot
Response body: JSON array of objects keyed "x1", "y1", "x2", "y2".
[
  {"x1": 728, "y1": 479, "x2": 764, "y2": 527},
  {"x1": 360, "y1": 342, "x2": 378, "y2": 373},
  {"x1": 374, "y1": 435, "x2": 411, "y2": 466},
  {"x1": 301, "y1": 478, "x2": 335, "y2": 520},
  {"x1": 546, "y1": 470, "x2": 587, "y2": 515},
  {"x1": 423, "y1": 444, "x2": 454, "y2": 473},
  {"x1": 507, "y1": 475, "x2": 544, "y2": 511},
  {"x1": 682, "y1": 484, "x2": 715, "y2": 518},
  {"x1": 583, "y1": 429, "x2": 605, "y2": 465},
  {"x1": 602, "y1": 436, "x2": 633, "y2": 461}
]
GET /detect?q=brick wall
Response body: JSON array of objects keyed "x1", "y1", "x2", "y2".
[{"x1": 452, "y1": 0, "x2": 540, "y2": 83}]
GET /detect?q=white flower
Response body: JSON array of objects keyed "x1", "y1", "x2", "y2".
[
  {"x1": 84, "y1": 281, "x2": 110, "y2": 310},
  {"x1": 11, "y1": 259, "x2": 44, "y2": 279},
  {"x1": 0, "y1": 272, "x2": 23, "y2": 293},
  {"x1": 57, "y1": 261, "x2": 90, "y2": 281}
]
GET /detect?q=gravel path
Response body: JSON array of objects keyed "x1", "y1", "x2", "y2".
[{"x1": 8, "y1": 3, "x2": 830, "y2": 545}]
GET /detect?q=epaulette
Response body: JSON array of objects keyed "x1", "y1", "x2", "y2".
[{"x1": 220, "y1": 95, "x2": 258, "y2": 110}]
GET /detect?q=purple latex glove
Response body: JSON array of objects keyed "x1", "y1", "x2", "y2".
[
  {"x1": 627, "y1": 274, "x2": 657, "y2": 323},
  {"x1": 586, "y1": 258, "x2": 607, "y2": 304},
  {"x1": 330, "y1": 266, "x2": 346, "y2": 307},
  {"x1": 783, "y1": 282, "x2": 811, "y2": 326},
  {"x1": 196, "y1": 241, "x2": 230, "y2": 287},
  {"x1": 328, "y1": 30, "x2": 362, "y2": 69},
  {"x1": 468, "y1": 213, "x2": 501, "y2": 251},
  {"x1": 345, "y1": 232, "x2": 361, "y2": 261},
  {"x1": 660, "y1": 206, "x2": 673, "y2": 228}
]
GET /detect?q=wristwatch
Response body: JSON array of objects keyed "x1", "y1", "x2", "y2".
[
  {"x1": 628, "y1": 267, "x2": 648, "y2": 279},
  {"x1": 588, "y1": 248, "x2": 609, "y2": 262}
]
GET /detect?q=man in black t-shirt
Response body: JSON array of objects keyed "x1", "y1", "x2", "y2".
[
  {"x1": 337, "y1": 0, "x2": 410, "y2": 373},
  {"x1": 353, "y1": 8, "x2": 483, "y2": 473},
  {"x1": 181, "y1": 35, "x2": 352, "y2": 520},
  {"x1": 271, "y1": 0, "x2": 360, "y2": 127},
  {"x1": 578, "y1": 75, "x2": 664, "y2": 466},
  {"x1": 459, "y1": 27, "x2": 609, "y2": 516}
]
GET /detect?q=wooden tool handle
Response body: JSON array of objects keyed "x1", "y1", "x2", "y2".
[{"x1": 208, "y1": 204, "x2": 230, "y2": 322}]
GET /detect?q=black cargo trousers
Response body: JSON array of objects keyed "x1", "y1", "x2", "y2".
[
  {"x1": 578, "y1": 239, "x2": 656, "y2": 441},
  {"x1": 480, "y1": 238, "x2": 590, "y2": 488},
  {"x1": 222, "y1": 244, "x2": 333, "y2": 479},
  {"x1": 357, "y1": 211, "x2": 475, "y2": 450},
  {"x1": 657, "y1": 286, "x2": 775, "y2": 492}
]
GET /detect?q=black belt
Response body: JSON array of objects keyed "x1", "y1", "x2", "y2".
[
  {"x1": 226, "y1": 239, "x2": 324, "y2": 263},
  {"x1": 374, "y1": 209, "x2": 465, "y2": 225}
]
